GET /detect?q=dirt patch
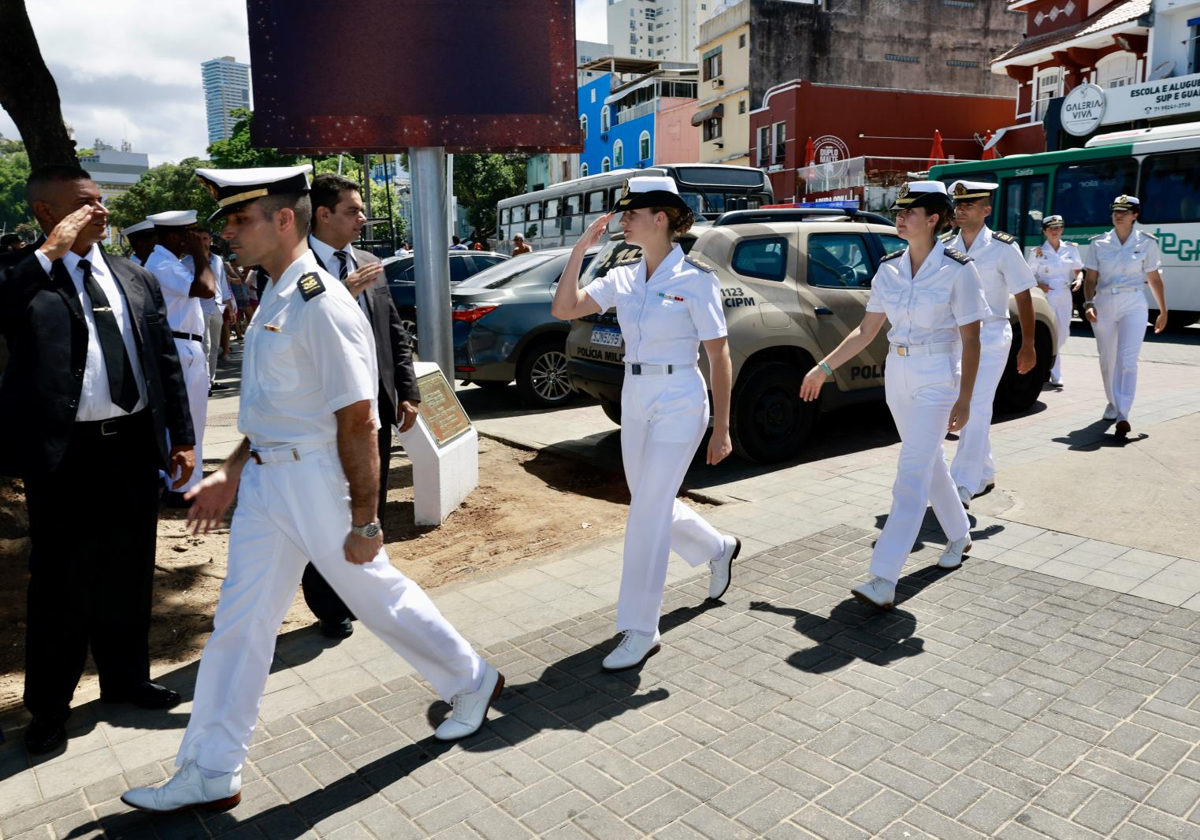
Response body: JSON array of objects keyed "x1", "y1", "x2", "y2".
[{"x1": 0, "y1": 437, "x2": 695, "y2": 714}]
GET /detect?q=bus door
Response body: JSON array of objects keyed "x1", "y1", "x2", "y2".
[{"x1": 1000, "y1": 175, "x2": 1049, "y2": 248}]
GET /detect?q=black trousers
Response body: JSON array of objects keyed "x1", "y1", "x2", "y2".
[
  {"x1": 301, "y1": 395, "x2": 396, "y2": 624},
  {"x1": 23, "y1": 410, "x2": 162, "y2": 719}
]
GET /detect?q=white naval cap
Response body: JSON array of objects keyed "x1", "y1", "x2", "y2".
[
  {"x1": 890, "y1": 180, "x2": 949, "y2": 211},
  {"x1": 613, "y1": 175, "x2": 690, "y2": 214},
  {"x1": 1111, "y1": 194, "x2": 1141, "y2": 211},
  {"x1": 1041, "y1": 214, "x2": 1066, "y2": 228},
  {"x1": 147, "y1": 210, "x2": 198, "y2": 227},
  {"x1": 949, "y1": 180, "x2": 999, "y2": 202},
  {"x1": 194, "y1": 164, "x2": 313, "y2": 221},
  {"x1": 122, "y1": 219, "x2": 155, "y2": 236}
]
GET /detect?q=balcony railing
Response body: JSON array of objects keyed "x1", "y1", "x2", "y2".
[{"x1": 616, "y1": 100, "x2": 657, "y2": 124}]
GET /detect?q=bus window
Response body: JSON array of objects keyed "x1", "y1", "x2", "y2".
[
  {"x1": 512, "y1": 205, "x2": 525, "y2": 224},
  {"x1": 563, "y1": 194, "x2": 582, "y2": 233},
  {"x1": 527, "y1": 202, "x2": 541, "y2": 221},
  {"x1": 1052, "y1": 159, "x2": 1136, "y2": 227},
  {"x1": 586, "y1": 190, "x2": 606, "y2": 213},
  {"x1": 500, "y1": 208, "x2": 510, "y2": 225},
  {"x1": 1140, "y1": 153, "x2": 1200, "y2": 224},
  {"x1": 1001, "y1": 175, "x2": 1048, "y2": 243},
  {"x1": 544, "y1": 198, "x2": 561, "y2": 236}
]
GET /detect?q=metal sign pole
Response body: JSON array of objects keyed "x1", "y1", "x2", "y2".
[{"x1": 409, "y1": 146, "x2": 454, "y2": 382}]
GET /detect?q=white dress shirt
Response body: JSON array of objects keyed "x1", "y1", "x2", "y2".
[
  {"x1": 1028, "y1": 240, "x2": 1084, "y2": 291},
  {"x1": 34, "y1": 244, "x2": 148, "y2": 420},
  {"x1": 309, "y1": 234, "x2": 369, "y2": 316},
  {"x1": 1083, "y1": 228, "x2": 1162, "y2": 292},
  {"x1": 144, "y1": 244, "x2": 206, "y2": 336},
  {"x1": 584, "y1": 245, "x2": 727, "y2": 366},
  {"x1": 865, "y1": 241, "x2": 990, "y2": 347},
  {"x1": 945, "y1": 226, "x2": 1037, "y2": 323}
]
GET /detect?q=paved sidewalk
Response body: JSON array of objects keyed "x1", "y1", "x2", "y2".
[{"x1": 5, "y1": 525, "x2": 1200, "y2": 839}]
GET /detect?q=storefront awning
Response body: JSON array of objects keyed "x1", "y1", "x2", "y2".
[{"x1": 691, "y1": 103, "x2": 724, "y2": 126}]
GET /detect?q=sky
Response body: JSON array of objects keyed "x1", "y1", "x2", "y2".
[{"x1": 3, "y1": 1, "x2": 609, "y2": 167}]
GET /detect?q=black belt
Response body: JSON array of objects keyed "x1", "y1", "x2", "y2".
[
  {"x1": 172, "y1": 331, "x2": 203, "y2": 343},
  {"x1": 74, "y1": 410, "x2": 150, "y2": 438}
]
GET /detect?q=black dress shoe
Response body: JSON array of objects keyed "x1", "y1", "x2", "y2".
[
  {"x1": 101, "y1": 682, "x2": 182, "y2": 710},
  {"x1": 25, "y1": 716, "x2": 68, "y2": 754},
  {"x1": 211, "y1": 381, "x2": 228, "y2": 391},
  {"x1": 320, "y1": 618, "x2": 354, "y2": 640}
]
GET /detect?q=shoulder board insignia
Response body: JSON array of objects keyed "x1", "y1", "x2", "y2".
[
  {"x1": 1089, "y1": 233, "x2": 1105, "y2": 241},
  {"x1": 938, "y1": 231, "x2": 954, "y2": 243},
  {"x1": 1141, "y1": 231, "x2": 1157, "y2": 241},
  {"x1": 992, "y1": 230, "x2": 1017, "y2": 244},
  {"x1": 297, "y1": 272, "x2": 326, "y2": 301},
  {"x1": 684, "y1": 254, "x2": 718, "y2": 274},
  {"x1": 943, "y1": 247, "x2": 972, "y2": 265},
  {"x1": 880, "y1": 249, "x2": 905, "y2": 262}
]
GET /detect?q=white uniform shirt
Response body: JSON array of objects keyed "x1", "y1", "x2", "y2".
[
  {"x1": 144, "y1": 244, "x2": 205, "y2": 335},
  {"x1": 185, "y1": 253, "x2": 231, "y2": 316},
  {"x1": 239, "y1": 250, "x2": 379, "y2": 448},
  {"x1": 866, "y1": 241, "x2": 990, "y2": 347},
  {"x1": 1083, "y1": 228, "x2": 1162, "y2": 292},
  {"x1": 584, "y1": 244, "x2": 727, "y2": 366},
  {"x1": 34, "y1": 244, "x2": 149, "y2": 420},
  {"x1": 1028, "y1": 240, "x2": 1083, "y2": 291},
  {"x1": 945, "y1": 226, "x2": 1037, "y2": 323}
]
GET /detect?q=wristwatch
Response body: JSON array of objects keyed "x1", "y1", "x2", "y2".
[{"x1": 351, "y1": 519, "x2": 382, "y2": 539}]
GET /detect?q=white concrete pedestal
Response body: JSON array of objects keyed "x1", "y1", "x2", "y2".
[{"x1": 396, "y1": 362, "x2": 479, "y2": 526}]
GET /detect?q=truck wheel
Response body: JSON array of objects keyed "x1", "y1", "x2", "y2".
[
  {"x1": 600, "y1": 397, "x2": 622, "y2": 426},
  {"x1": 994, "y1": 323, "x2": 1053, "y2": 415},
  {"x1": 730, "y1": 361, "x2": 815, "y2": 464},
  {"x1": 516, "y1": 337, "x2": 575, "y2": 409}
]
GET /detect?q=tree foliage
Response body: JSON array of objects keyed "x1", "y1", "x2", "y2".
[
  {"x1": 452, "y1": 154, "x2": 527, "y2": 237},
  {"x1": 105, "y1": 158, "x2": 218, "y2": 231},
  {"x1": 0, "y1": 149, "x2": 32, "y2": 231}
]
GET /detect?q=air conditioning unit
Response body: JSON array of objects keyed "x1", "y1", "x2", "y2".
[
  {"x1": 600, "y1": 133, "x2": 609, "y2": 141},
  {"x1": 716, "y1": 78, "x2": 725, "y2": 87}
]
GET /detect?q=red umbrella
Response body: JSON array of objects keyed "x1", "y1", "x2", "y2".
[
  {"x1": 981, "y1": 130, "x2": 1000, "y2": 161},
  {"x1": 926, "y1": 129, "x2": 946, "y2": 170},
  {"x1": 804, "y1": 136, "x2": 815, "y2": 168}
]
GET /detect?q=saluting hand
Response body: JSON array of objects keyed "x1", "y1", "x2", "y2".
[
  {"x1": 38, "y1": 205, "x2": 96, "y2": 262},
  {"x1": 345, "y1": 262, "x2": 384, "y2": 298},
  {"x1": 184, "y1": 465, "x2": 239, "y2": 535},
  {"x1": 577, "y1": 213, "x2": 615, "y2": 251}
]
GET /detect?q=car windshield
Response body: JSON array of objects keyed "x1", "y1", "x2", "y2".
[{"x1": 455, "y1": 253, "x2": 557, "y2": 290}]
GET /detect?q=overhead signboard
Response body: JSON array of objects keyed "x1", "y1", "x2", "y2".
[
  {"x1": 246, "y1": 0, "x2": 582, "y2": 153},
  {"x1": 1060, "y1": 83, "x2": 1106, "y2": 136}
]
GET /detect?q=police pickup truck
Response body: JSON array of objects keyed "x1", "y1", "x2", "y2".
[{"x1": 565, "y1": 208, "x2": 1058, "y2": 464}]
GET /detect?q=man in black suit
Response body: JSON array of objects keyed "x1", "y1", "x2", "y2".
[
  {"x1": 0, "y1": 165, "x2": 196, "y2": 753},
  {"x1": 303, "y1": 173, "x2": 421, "y2": 639}
]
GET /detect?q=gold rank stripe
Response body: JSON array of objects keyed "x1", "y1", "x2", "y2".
[{"x1": 218, "y1": 188, "x2": 271, "y2": 208}]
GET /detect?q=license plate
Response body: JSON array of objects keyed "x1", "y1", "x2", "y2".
[{"x1": 590, "y1": 326, "x2": 622, "y2": 347}]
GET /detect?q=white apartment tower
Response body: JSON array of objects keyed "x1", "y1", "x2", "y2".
[
  {"x1": 607, "y1": 0, "x2": 715, "y2": 61},
  {"x1": 201, "y1": 56, "x2": 252, "y2": 144}
]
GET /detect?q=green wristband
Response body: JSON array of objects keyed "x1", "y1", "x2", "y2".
[{"x1": 818, "y1": 360, "x2": 833, "y2": 377}]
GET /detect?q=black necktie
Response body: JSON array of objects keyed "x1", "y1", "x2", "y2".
[
  {"x1": 79, "y1": 259, "x2": 140, "y2": 413},
  {"x1": 334, "y1": 250, "x2": 350, "y2": 280}
]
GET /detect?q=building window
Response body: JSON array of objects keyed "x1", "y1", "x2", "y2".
[
  {"x1": 1034, "y1": 66, "x2": 1062, "y2": 120},
  {"x1": 739, "y1": 99, "x2": 746, "y2": 114},
  {"x1": 773, "y1": 121, "x2": 786, "y2": 165},
  {"x1": 885, "y1": 54, "x2": 921, "y2": 63},
  {"x1": 703, "y1": 47, "x2": 723, "y2": 81},
  {"x1": 703, "y1": 117, "x2": 723, "y2": 142},
  {"x1": 591, "y1": 89, "x2": 596, "y2": 103},
  {"x1": 946, "y1": 59, "x2": 980, "y2": 68},
  {"x1": 757, "y1": 125, "x2": 771, "y2": 167},
  {"x1": 581, "y1": 163, "x2": 589, "y2": 178},
  {"x1": 602, "y1": 156, "x2": 611, "y2": 173},
  {"x1": 580, "y1": 114, "x2": 588, "y2": 139},
  {"x1": 614, "y1": 140, "x2": 625, "y2": 168},
  {"x1": 1096, "y1": 51, "x2": 1138, "y2": 89},
  {"x1": 639, "y1": 130, "x2": 651, "y2": 161},
  {"x1": 942, "y1": 0, "x2": 976, "y2": 6},
  {"x1": 601, "y1": 105, "x2": 611, "y2": 133},
  {"x1": 1191, "y1": 21, "x2": 1200, "y2": 74}
]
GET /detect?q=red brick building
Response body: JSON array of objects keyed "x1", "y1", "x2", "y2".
[{"x1": 749, "y1": 80, "x2": 1017, "y2": 203}]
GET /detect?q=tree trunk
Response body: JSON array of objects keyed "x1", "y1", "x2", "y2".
[{"x1": 0, "y1": 0, "x2": 76, "y2": 169}]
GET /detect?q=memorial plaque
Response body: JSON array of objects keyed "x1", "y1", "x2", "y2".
[{"x1": 416, "y1": 371, "x2": 472, "y2": 447}]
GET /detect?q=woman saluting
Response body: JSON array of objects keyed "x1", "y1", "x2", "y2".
[
  {"x1": 800, "y1": 181, "x2": 989, "y2": 608},
  {"x1": 552, "y1": 177, "x2": 740, "y2": 670}
]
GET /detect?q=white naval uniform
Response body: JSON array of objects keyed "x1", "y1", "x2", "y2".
[
  {"x1": 584, "y1": 245, "x2": 727, "y2": 634},
  {"x1": 176, "y1": 251, "x2": 483, "y2": 774},
  {"x1": 866, "y1": 242, "x2": 989, "y2": 584},
  {"x1": 1028, "y1": 240, "x2": 1083, "y2": 384},
  {"x1": 144, "y1": 244, "x2": 208, "y2": 493},
  {"x1": 185, "y1": 253, "x2": 234, "y2": 386},
  {"x1": 945, "y1": 227, "x2": 1037, "y2": 496},
  {"x1": 1083, "y1": 227, "x2": 1161, "y2": 422}
]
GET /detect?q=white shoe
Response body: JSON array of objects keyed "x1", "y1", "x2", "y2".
[
  {"x1": 1050, "y1": 376, "x2": 1063, "y2": 387},
  {"x1": 602, "y1": 629, "x2": 661, "y2": 671},
  {"x1": 1103, "y1": 404, "x2": 1119, "y2": 421},
  {"x1": 938, "y1": 536, "x2": 972, "y2": 569},
  {"x1": 708, "y1": 536, "x2": 741, "y2": 601},
  {"x1": 121, "y1": 761, "x2": 241, "y2": 813},
  {"x1": 850, "y1": 577, "x2": 896, "y2": 609},
  {"x1": 434, "y1": 664, "x2": 503, "y2": 741},
  {"x1": 957, "y1": 486, "x2": 972, "y2": 509}
]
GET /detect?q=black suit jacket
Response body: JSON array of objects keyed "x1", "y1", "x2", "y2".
[
  {"x1": 0, "y1": 245, "x2": 195, "y2": 479},
  {"x1": 310, "y1": 242, "x2": 421, "y2": 413}
]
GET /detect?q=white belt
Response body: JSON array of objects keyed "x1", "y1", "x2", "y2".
[
  {"x1": 249, "y1": 442, "x2": 333, "y2": 464},
  {"x1": 889, "y1": 342, "x2": 957, "y2": 357},
  {"x1": 1099, "y1": 285, "x2": 1143, "y2": 295},
  {"x1": 626, "y1": 362, "x2": 696, "y2": 376}
]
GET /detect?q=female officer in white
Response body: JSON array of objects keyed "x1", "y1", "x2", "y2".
[
  {"x1": 801, "y1": 182, "x2": 988, "y2": 608},
  {"x1": 1029, "y1": 215, "x2": 1083, "y2": 386},
  {"x1": 1082, "y1": 194, "x2": 1168, "y2": 438},
  {"x1": 551, "y1": 176, "x2": 739, "y2": 671}
]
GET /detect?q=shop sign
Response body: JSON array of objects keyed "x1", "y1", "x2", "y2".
[
  {"x1": 1060, "y1": 83, "x2": 1106, "y2": 136},
  {"x1": 1104, "y1": 72, "x2": 1200, "y2": 124}
]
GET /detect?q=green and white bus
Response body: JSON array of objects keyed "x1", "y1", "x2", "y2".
[{"x1": 929, "y1": 121, "x2": 1200, "y2": 328}]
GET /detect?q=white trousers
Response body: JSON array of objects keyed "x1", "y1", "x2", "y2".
[
  {"x1": 176, "y1": 445, "x2": 483, "y2": 773},
  {"x1": 950, "y1": 319, "x2": 1010, "y2": 495},
  {"x1": 870, "y1": 353, "x2": 970, "y2": 584},
  {"x1": 1046, "y1": 287, "x2": 1073, "y2": 383},
  {"x1": 1093, "y1": 292, "x2": 1148, "y2": 421},
  {"x1": 167, "y1": 338, "x2": 208, "y2": 494},
  {"x1": 617, "y1": 370, "x2": 724, "y2": 634},
  {"x1": 201, "y1": 310, "x2": 224, "y2": 385}
]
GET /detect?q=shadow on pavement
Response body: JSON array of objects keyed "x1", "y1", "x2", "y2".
[{"x1": 1051, "y1": 419, "x2": 1148, "y2": 451}]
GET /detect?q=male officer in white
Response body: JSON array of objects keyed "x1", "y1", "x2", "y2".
[
  {"x1": 184, "y1": 228, "x2": 236, "y2": 394},
  {"x1": 944, "y1": 181, "x2": 1037, "y2": 508},
  {"x1": 123, "y1": 165, "x2": 503, "y2": 814},
  {"x1": 143, "y1": 211, "x2": 216, "y2": 502}
]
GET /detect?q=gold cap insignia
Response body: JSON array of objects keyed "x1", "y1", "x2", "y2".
[
  {"x1": 953, "y1": 183, "x2": 968, "y2": 197},
  {"x1": 1116, "y1": 195, "x2": 1129, "y2": 204},
  {"x1": 199, "y1": 178, "x2": 220, "y2": 201},
  {"x1": 897, "y1": 183, "x2": 910, "y2": 199}
]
